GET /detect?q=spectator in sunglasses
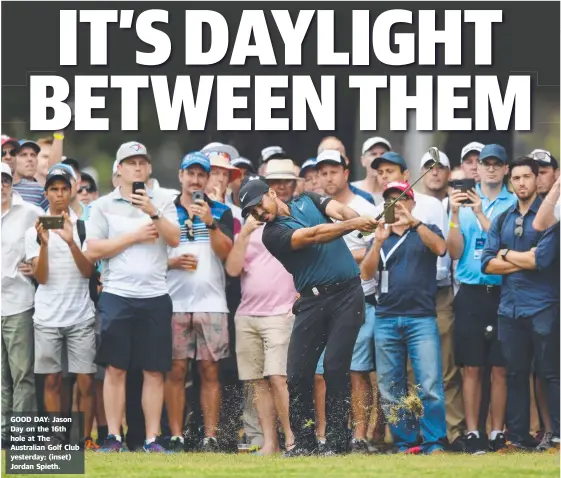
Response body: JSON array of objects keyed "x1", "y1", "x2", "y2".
[
  {"x1": 78, "y1": 173, "x2": 99, "y2": 205},
  {"x1": 2, "y1": 137, "x2": 20, "y2": 176}
]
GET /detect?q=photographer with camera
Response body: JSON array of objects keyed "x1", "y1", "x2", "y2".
[
  {"x1": 164, "y1": 152, "x2": 234, "y2": 453},
  {"x1": 446, "y1": 144, "x2": 516, "y2": 454}
]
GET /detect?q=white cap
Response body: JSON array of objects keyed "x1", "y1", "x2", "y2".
[
  {"x1": 316, "y1": 149, "x2": 346, "y2": 166},
  {"x1": 461, "y1": 142, "x2": 484, "y2": 161},
  {"x1": 201, "y1": 142, "x2": 240, "y2": 160},
  {"x1": 420, "y1": 151, "x2": 450, "y2": 170},
  {"x1": 261, "y1": 146, "x2": 286, "y2": 163},
  {"x1": 362, "y1": 137, "x2": 392, "y2": 155},
  {"x1": 116, "y1": 141, "x2": 150, "y2": 163},
  {"x1": 1, "y1": 162, "x2": 12, "y2": 178}
]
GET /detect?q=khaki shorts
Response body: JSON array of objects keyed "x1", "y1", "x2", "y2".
[
  {"x1": 235, "y1": 312, "x2": 295, "y2": 381},
  {"x1": 172, "y1": 312, "x2": 230, "y2": 362},
  {"x1": 34, "y1": 318, "x2": 97, "y2": 375}
]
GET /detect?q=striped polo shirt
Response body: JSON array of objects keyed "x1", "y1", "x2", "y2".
[
  {"x1": 167, "y1": 194, "x2": 234, "y2": 313},
  {"x1": 13, "y1": 178, "x2": 49, "y2": 211}
]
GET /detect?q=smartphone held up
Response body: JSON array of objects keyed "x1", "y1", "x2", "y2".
[{"x1": 38, "y1": 216, "x2": 64, "y2": 230}]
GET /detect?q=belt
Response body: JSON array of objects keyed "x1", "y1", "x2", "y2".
[
  {"x1": 300, "y1": 276, "x2": 361, "y2": 298},
  {"x1": 460, "y1": 283, "x2": 500, "y2": 294}
]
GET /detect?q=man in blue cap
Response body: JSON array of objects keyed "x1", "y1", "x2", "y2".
[
  {"x1": 238, "y1": 175, "x2": 378, "y2": 456},
  {"x1": 164, "y1": 151, "x2": 234, "y2": 453},
  {"x1": 447, "y1": 144, "x2": 516, "y2": 454}
]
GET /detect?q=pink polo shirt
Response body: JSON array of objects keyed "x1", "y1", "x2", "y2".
[{"x1": 236, "y1": 226, "x2": 297, "y2": 317}]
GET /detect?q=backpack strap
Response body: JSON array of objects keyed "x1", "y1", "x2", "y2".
[{"x1": 77, "y1": 219, "x2": 86, "y2": 248}]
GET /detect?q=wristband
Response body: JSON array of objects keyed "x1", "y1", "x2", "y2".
[
  {"x1": 53, "y1": 133, "x2": 64, "y2": 140},
  {"x1": 449, "y1": 221, "x2": 459, "y2": 229}
]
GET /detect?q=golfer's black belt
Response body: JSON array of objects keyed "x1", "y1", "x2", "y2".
[{"x1": 300, "y1": 276, "x2": 361, "y2": 298}]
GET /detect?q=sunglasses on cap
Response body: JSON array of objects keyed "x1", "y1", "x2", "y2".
[
  {"x1": 2, "y1": 149, "x2": 17, "y2": 157},
  {"x1": 205, "y1": 151, "x2": 231, "y2": 161},
  {"x1": 531, "y1": 151, "x2": 552, "y2": 163}
]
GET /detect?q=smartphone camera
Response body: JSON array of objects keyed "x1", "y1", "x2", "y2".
[
  {"x1": 451, "y1": 179, "x2": 475, "y2": 205},
  {"x1": 384, "y1": 200, "x2": 396, "y2": 224},
  {"x1": 38, "y1": 216, "x2": 65, "y2": 230},
  {"x1": 192, "y1": 191, "x2": 205, "y2": 203}
]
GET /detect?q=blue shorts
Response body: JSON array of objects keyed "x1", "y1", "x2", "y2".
[{"x1": 316, "y1": 302, "x2": 376, "y2": 374}]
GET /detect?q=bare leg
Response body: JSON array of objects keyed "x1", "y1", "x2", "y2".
[
  {"x1": 198, "y1": 361, "x2": 221, "y2": 438},
  {"x1": 95, "y1": 381, "x2": 107, "y2": 427},
  {"x1": 350, "y1": 372, "x2": 372, "y2": 441},
  {"x1": 462, "y1": 366, "x2": 483, "y2": 432},
  {"x1": 535, "y1": 377, "x2": 553, "y2": 433},
  {"x1": 44, "y1": 373, "x2": 62, "y2": 413},
  {"x1": 490, "y1": 366, "x2": 507, "y2": 432},
  {"x1": 313, "y1": 374, "x2": 326, "y2": 440},
  {"x1": 76, "y1": 374, "x2": 95, "y2": 438},
  {"x1": 142, "y1": 371, "x2": 165, "y2": 440},
  {"x1": 253, "y1": 380, "x2": 279, "y2": 454},
  {"x1": 164, "y1": 360, "x2": 188, "y2": 437},
  {"x1": 269, "y1": 375, "x2": 294, "y2": 447},
  {"x1": 103, "y1": 366, "x2": 126, "y2": 437}
]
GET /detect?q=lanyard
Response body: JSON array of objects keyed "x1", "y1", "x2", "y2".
[
  {"x1": 476, "y1": 201, "x2": 497, "y2": 233},
  {"x1": 380, "y1": 231, "x2": 410, "y2": 270}
]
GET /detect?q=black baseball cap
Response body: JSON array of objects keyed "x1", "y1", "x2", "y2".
[
  {"x1": 45, "y1": 166, "x2": 74, "y2": 190},
  {"x1": 239, "y1": 176, "x2": 270, "y2": 218}
]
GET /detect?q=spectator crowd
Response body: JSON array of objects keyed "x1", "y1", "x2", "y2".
[{"x1": 1, "y1": 131, "x2": 559, "y2": 456}]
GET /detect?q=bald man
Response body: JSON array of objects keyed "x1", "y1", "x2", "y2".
[{"x1": 317, "y1": 137, "x2": 376, "y2": 206}]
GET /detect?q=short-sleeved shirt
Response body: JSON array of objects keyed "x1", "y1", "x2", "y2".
[
  {"x1": 236, "y1": 226, "x2": 297, "y2": 317},
  {"x1": 13, "y1": 179, "x2": 49, "y2": 211},
  {"x1": 372, "y1": 224, "x2": 444, "y2": 318},
  {"x1": 262, "y1": 194, "x2": 360, "y2": 293},
  {"x1": 2, "y1": 192, "x2": 43, "y2": 316},
  {"x1": 454, "y1": 184, "x2": 516, "y2": 285},
  {"x1": 167, "y1": 194, "x2": 233, "y2": 313},
  {"x1": 349, "y1": 183, "x2": 376, "y2": 206},
  {"x1": 85, "y1": 186, "x2": 179, "y2": 299},
  {"x1": 25, "y1": 209, "x2": 95, "y2": 327}
]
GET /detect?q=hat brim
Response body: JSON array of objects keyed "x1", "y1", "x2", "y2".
[
  {"x1": 181, "y1": 161, "x2": 210, "y2": 174},
  {"x1": 478, "y1": 154, "x2": 506, "y2": 163},
  {"x1": 461, "y1": 150, "x2": 481, "y2": 161},
  {"x1": 45, "y1": 175, "x2": 72, "y2": 189},
  {"x1": 20, "y1": 142, "x2": 40, "y2": 154},
  {"x1": 3, "y1": 140, "x2": 20, "y2": 151},
  {"x1": 383, "y1": 187, "x2": 414, "y2": 201},
  {"x1": 266, "y1": 173, "x2": 302, "y2": 181},
  {"x1": 241, "y1": 194, "x2": 266, "y2": 219},
  {"x1": 316, "y1": 159, "x2": 345, "y2": 168},
  {"x1": 119, "y1": 153, "x2": 151, "y2": 164},
  {"x1": 371, "y1": 157, "x2": 405, "y2": 170}
]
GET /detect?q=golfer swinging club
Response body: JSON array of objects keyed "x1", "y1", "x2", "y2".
[{"x1": 238, "y1": 157, "x2": 379, "y2": 457}]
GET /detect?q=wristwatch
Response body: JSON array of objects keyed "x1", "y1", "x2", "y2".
[
  {"x1": 207, "y1": 220, "x2": 218, "y2": 230},
  {"x1": 150, "y1": 208, "x2": 163, "y2": 220},
  {"x1": 411, "y1": 221, "x2": 423, "y2": 231},
  {"x1": 499, "y1": 249, "x2": 509, "y2": 260}
]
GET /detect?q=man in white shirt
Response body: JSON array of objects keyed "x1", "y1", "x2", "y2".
[
  {"x1": 418, "y1": 151, "x2": 466, "y2": 447},
  {"x1": 314, "y1": 150, "x2": 380, "y2": 453},
  {"x1": 164, "y1": 152, "x2": 234, "y2": 452},
  {"x1": 1, "y1": 163, "x2": 42, "y2": 447},
  {"x1": 24, "y1": 166, "x2": 97, "y2": 448},
  {"x1": 86, "y1": 142, "x2": 180, "y2": 453}
]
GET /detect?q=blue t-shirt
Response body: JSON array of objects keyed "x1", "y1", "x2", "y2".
[
  {"x1": 372, "y1": 224, "x2": 444, "y2": 318},
  {"x1": 262, "y1": 195, "x2": 360, "y2": 292},
  {"x1": 454, "y1": 184, "x2": 516, "y2": 286}
]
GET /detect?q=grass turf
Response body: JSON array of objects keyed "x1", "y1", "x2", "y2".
[{"x1": 3, "y1": 452, "x2": 559, "y2": 478}]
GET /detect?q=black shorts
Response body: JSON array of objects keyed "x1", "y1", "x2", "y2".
[
  {"x1": 453, "y1": 284, "x2": 505, "y2": 368},
  {"x1": 95, "y1": 292, "x2": 173, "y2": 373}
]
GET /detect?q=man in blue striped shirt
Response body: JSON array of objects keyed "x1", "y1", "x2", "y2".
[{"x1": 12, "y1": 139, "x2": 48, "y2": 211}]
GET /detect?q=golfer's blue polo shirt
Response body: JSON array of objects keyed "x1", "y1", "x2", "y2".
[{"x1": 262, "y1": 195, "x2": 360, "y2": 293}]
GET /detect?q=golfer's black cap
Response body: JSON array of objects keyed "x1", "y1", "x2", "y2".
[{"x1": 239, "y1": 176, "x2": 270, "y2": 218}]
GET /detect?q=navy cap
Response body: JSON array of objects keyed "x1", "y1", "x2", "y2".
[
  {"x1": 299, "y1": 158, "x2": 317, "y2": 177},
  {"x1": 239, "y1": 176, "x2": 270, "y2": 218},
  {"x1": 479, "y1": 144, "x2": 508, "y2": 164},
  {"x1": 45, "y1": 166, "x2": 73, "y2": 190},
  {"x1": 19, "y1": 139, "x2": 40, "y2": 154},
  {"x1": 180, "y1": 151, "x2": 211, "y2": 173},
  {"x1": 371, "y1": 151, "x2": 408, "y2": 170}
]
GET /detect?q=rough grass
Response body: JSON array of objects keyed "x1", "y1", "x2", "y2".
[{"x1": 2, "y1": 451, "x2": 559, "y2": 478}]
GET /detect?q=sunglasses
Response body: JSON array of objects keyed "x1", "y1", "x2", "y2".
[
  {"x1": 2, "y1": 149, "x2": 17, "y2": 157},
  {"x1": 205, "y1": 151, "x2": 231, "y2": 161},
  {"x1": 78, "y1": 185, "x2": 96, "y2": 194},
  {"x1": 479, "y1": 160, "x2": 503, "y2": 170},
  {"x1": 514, "y1": 216, "x2": 524, "y2": 237},
  {"x1": 184, "y1": 218, "x2": 195, "y2": 241}
]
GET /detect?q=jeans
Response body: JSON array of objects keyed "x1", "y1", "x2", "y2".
[
  {"x1": 374, "y1": 316, "x2": 446, "y2": 453},
  {"x1": 499, "y1": 305, "x2": 560, "y2": 443},
  {"x1": 1, "y1": 309, "x2": 36, "y2": 439}
]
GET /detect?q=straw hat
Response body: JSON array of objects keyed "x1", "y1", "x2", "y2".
[{"x1": 265, "y1": 159, "x2": 304, "y2": 181}]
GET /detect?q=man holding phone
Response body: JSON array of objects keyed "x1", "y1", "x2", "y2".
[
  {"x1": 86, "y1": 142, "x2": 180, "y2": 453},
  {"x1": 165, "y1": 152, "x2": 234, "y2": 452},
  {"x1": 446, "y1": 144, "x2": 516, "y2": 454},
  {"x1": 24, "y1": 166, "x2": 97, "y2": 448}
]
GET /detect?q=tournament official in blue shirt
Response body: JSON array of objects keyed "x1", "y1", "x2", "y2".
[
  {"x1": 238, "y1": 176, "x2": 378, "y2": 456},
  {"x1": 446, "y1": 144, "x2": 516, "y2": 454},
  {"x1": 361, "y1": 181, "x2": 448, "y2": 455},
  {"x1": 482, "y1": 157, "x2": 560, "y2": 452}
]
